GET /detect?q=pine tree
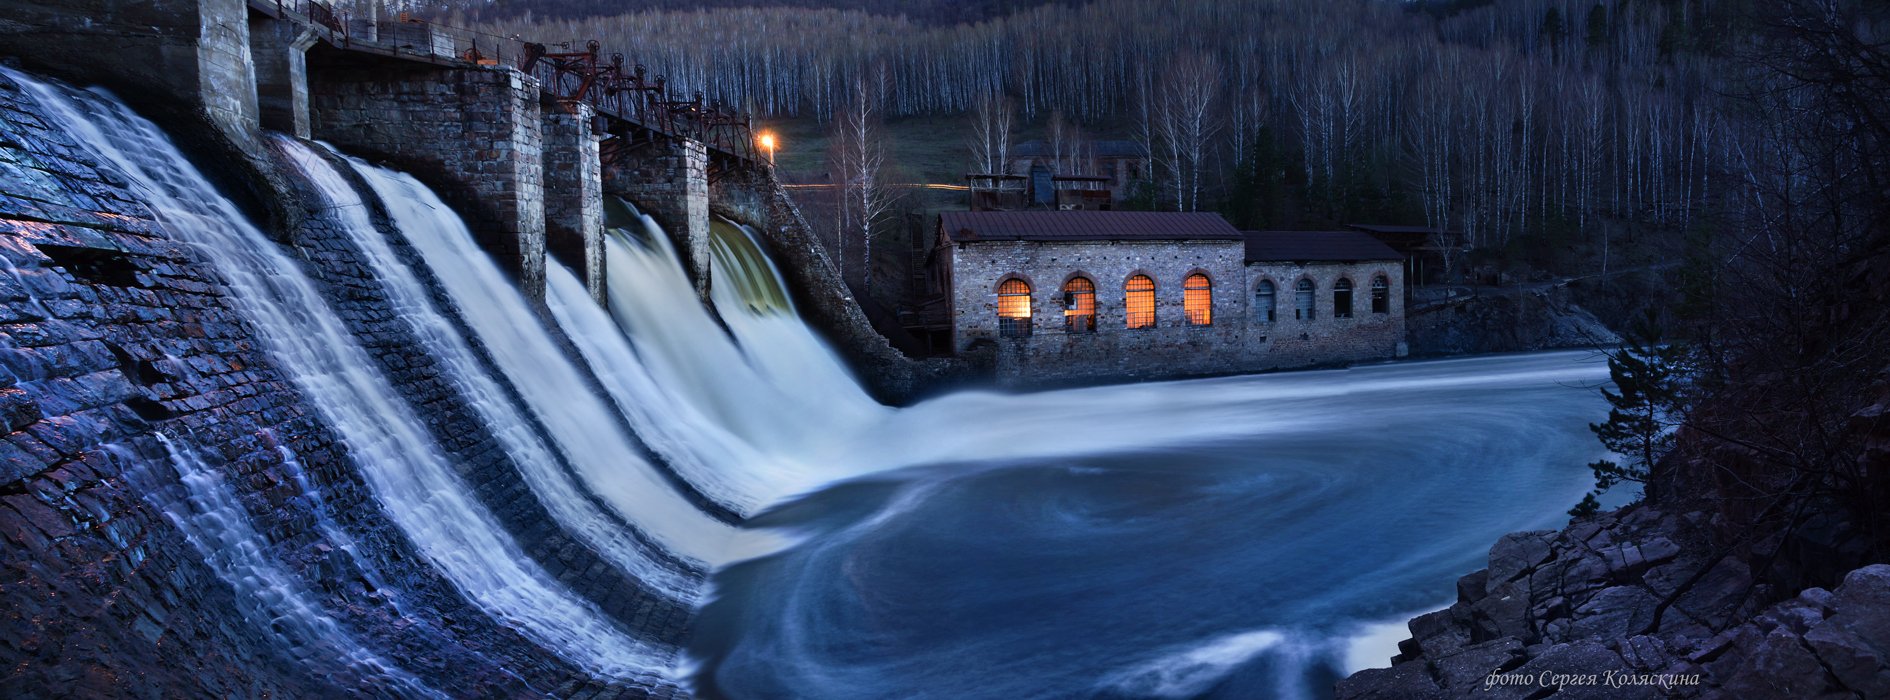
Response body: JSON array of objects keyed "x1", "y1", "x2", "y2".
[{"x1": 1570, "y1": 312, "x2": 1690, "y2": 517}]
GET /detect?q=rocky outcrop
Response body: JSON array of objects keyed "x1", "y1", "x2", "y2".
[
  {"x1": 1407, "y1": 283, "x2": 1620, "y2": 357},
  {"x1": 1338, "y1": 504, "x2": 1890, "y2": 698}
]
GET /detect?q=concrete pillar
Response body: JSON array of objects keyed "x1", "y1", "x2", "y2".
[
  {"x1": 309, "y1": 61, "x2": 547, "y2": 301},
  {"x1": 347, "y1": 0, "x2": 382, "y2": 42},
  {"x1": 0, "y1": 0, "x2": 260, "y2": 152},
  {"x1": 542, "y1": 100, "x2": 605, "y2": 305},
  {"x1": 603, "y1": 137, "x2": 710, "y2": 301},
  {"x1": 250, "y1": 20, "x2": 319, "y2": 138}
]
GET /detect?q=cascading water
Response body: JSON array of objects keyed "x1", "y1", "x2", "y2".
[
  {"x1": 15, "y1": 74, "x2": 677, "y2": 682},
  {"x1": 283, "y1": 141, "x2": 704, "y2": 598},
  {"x1": 120, "y1": 434, "x2": 442, "y2": 698}
]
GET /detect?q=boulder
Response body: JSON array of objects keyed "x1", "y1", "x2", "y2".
[
  {"x1": 1803, "y1": 564, "x2": 1890, "y2": 698},
  {"x1": 1716, "y1": 627, "x2": 1848, "y2": 700}
]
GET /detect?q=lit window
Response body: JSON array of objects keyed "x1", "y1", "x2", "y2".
[
  {"x1": 1125, "y1": 275, "x2": 1156, "y2": 329},
  {"x1": 1334, "y1": 278, "x2": 1354, "y2": 319},
  {"x1": 1372, "y1": 275, "x2": 1390, "y2": 314},
  {"x1": 998, "y1": 278, "x2": 1032, "y2": 337},
  {"x1": 1063, "y1": 277, "x2": 1097, "y2": 333},
  {"x1": 1184, "y1": 273, "x2": 1212, "y2": 326},
  {"x1": 1295, "y1": 279, "x2": 1315, "y2": 320},
  {"x1": 1255, "y1": 280, "x2": 1276, "y2": 324}
]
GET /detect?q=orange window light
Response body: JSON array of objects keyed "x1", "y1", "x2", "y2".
[
  {"x1": 1125, "y1": 275, "x2": 1156, "y2": 329},
  {"x1": 1184, "y1": 273, "x2": 1212, "y2": 326}
]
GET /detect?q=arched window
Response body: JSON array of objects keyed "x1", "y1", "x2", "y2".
[
  {"x1": 1371, "y1": 275, "x2": 1390, "y2": 314},
  {"x1": 1125, "y1": 275, "x2": 1156, "y2": 329},
  {"x1": 1334, "y1": 278, "x2": 1355, "y2": 319},
  {"x1": 1254, "y1": 280, "x2": 1277, "y2": 324},
  {"x1": 1183, "y1": 273, "x2": 1213, "y2": 326},
  {"x1": 1294, "y1": 279, "x2": 1316, "y2": 320},
  {"x1": 1063, "y1": 277, "x2": 1096, "y2": 333},
  {"x1": 998, "y1": 278, "x2": 1032, "y2": 337}
]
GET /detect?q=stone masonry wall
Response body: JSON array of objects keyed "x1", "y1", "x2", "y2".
[
  {"x1": 1243, "y1": 259, "x2": 1406, "y2": 370},
  {"x1": 604, "y1": 137, "x2": 709, "y2": 300},
  {"x1": 307, "y1": 60, "x2": 548, "y2": 301},
  {"x1": 248, "y1": 18, "x2": 318, "y2": 139},
  {"x1": 950, "y1": 239, "x2": 1249, "y2": 383},
  {"x1": 542, "y1": 100, "x2": 605, "y2": 304},
  {"x1": 0, "y1": 0, "x2": 259, "y2": 153},
  {"x1": 950, "y1": 240, "x2": 1406, "y2": 385}
]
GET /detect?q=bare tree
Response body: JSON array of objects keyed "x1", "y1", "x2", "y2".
[
  {"x1": 1151, "y1": 52, "x2": 1221, "y2": 211},
  {"x1": 965, "y1": 90, "x2": 1015, "y2": 175},
  {"x1": 829, "y1": 66, "x2": 897, "y2": 295}
]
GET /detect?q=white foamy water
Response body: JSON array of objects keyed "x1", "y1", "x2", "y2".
[
  {"x1": 286, "y1": 142, "x2": 702, "y2": 598},
  {"x1": 14, "y1": 71, "x2": 674, "y2": 681},
  {"x1": 1105, "y1": 629, "x2": 1289, "y2": 698},
  {"x1": 123, "y1": 434, "x2": 441, "y2": 698}
]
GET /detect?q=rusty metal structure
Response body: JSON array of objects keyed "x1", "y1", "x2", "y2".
[{"x1": 251, "y1": 0, "x2": 760, "y2": 163}]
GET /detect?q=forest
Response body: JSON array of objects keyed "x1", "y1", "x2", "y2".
[{"x1": 452, "y1": 0, "x2": 1748, "y2": 306}]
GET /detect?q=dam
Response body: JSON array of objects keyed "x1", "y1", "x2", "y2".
[{"x1": 0, "y1": 3, "x2": 1616, "y2": 698}]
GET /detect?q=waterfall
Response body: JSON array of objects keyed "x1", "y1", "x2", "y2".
[
  {"x1": 338, "y1": 154, "x2": 756, "y2": 562},
  {"x1": 282, "y1": 141, "x2": 703, "y2": 597},
  {"x1": 119, "y1": 434, "x2": 442, "y2": 698},
  {"x1": 13, "y1": 72, "x2": 676, "y2": 681}
]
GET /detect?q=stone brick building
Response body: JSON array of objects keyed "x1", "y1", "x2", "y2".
[{"x1": 937, "y1": 211, "x2": 1407, "y2": 383}]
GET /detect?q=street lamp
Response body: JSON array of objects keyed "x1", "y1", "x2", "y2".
[{"x1": 758, "y1": 132, "x2": 777, "y2": 165}]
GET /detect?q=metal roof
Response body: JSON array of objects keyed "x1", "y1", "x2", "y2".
[
  {"x1": 1348, "y1": 223, "x2": 1449, "y2": 236},
  {"x1": 940, "y1": 211, "x2": 1244, "y2": 242},
  {"x1": 1244, "y1": 231, "x2": 1404, "y2": 263}
]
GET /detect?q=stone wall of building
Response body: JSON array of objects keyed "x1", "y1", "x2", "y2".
[
  {"x1": 604, "y1": 137, "x2": 710, "y2": 300},
  {"x1": 950, "y1": 240, "x2": 1406, "y2": 384},
  {"x1": 1242, "y1": 259, "x2": 1406, "y2": 369},
  {"x1": 307, "y1": 60, "x2": 547, "y2": 301},
  {"x1": 950, "y1": 239, "x2": 1248, "y2": 383},
  {"x1": 542, "y1": 100, "x2": 605, "y2": 304}
]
